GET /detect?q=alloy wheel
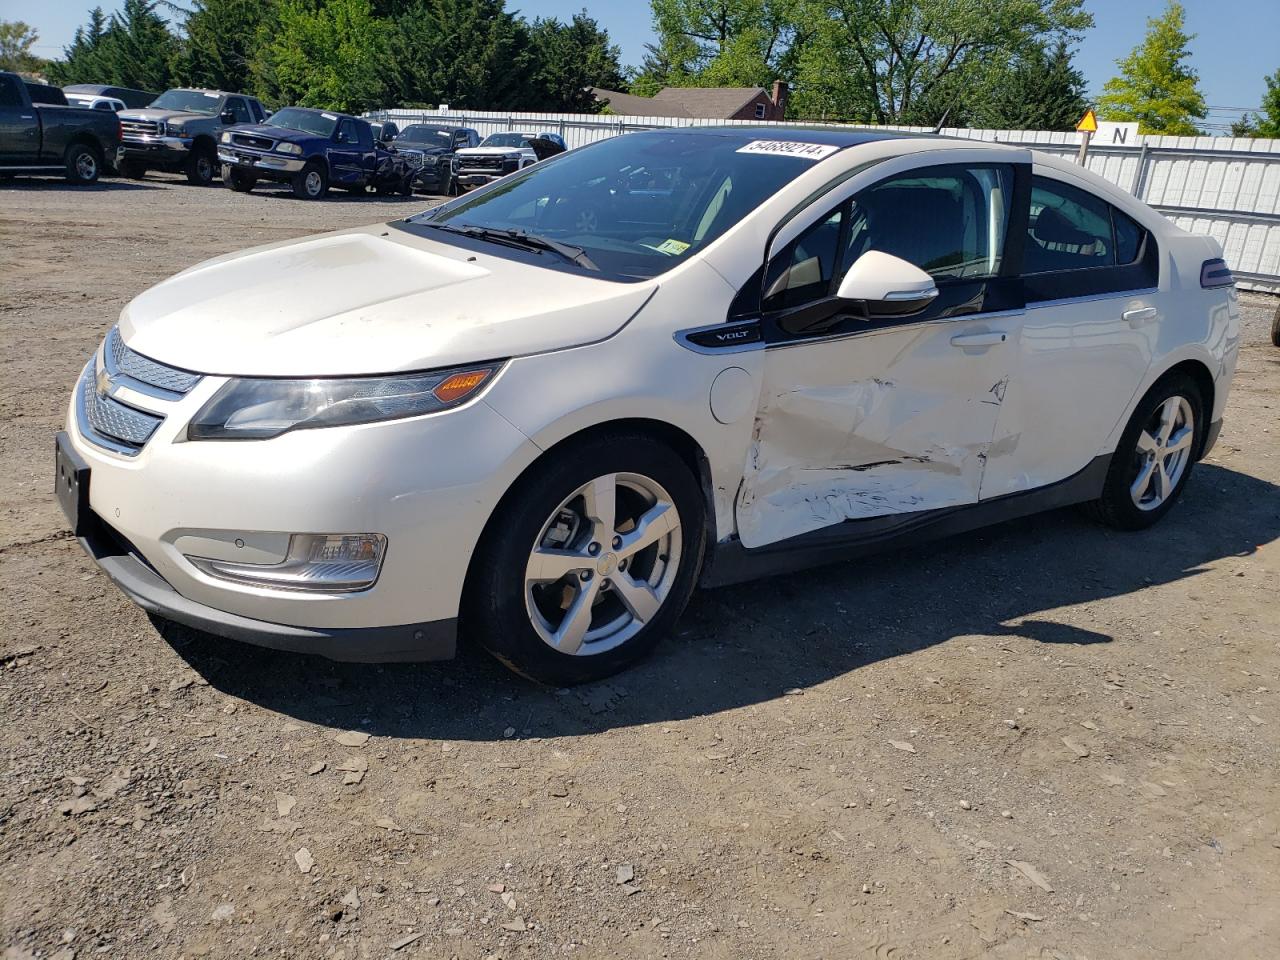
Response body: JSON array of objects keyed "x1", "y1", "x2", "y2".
[
  {"x1": 305, "y1": 171, "x2": 323, "y2": 197},
  {"x1": 197, "y1": 155, "x2": 213, "y2": 182},
  {"x1": 524, "y1": 472, "x2": 682, "y2": 656},
  {"x1": 1130, "y1": 395, "x2": 1194, "y2": 511},
  {"x1": 75, "y1": 152, "x2": 97, "y2": 181}
]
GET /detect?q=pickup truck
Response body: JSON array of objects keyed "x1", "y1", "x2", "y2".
[
  {"x1": 117, "y1": 88, "x2": 267, "y2": 185},
  {"x1": 217, "y1": 107, "x2": 412, "y2": 199},
  {"x1": 0, "y1": 71, "x2": 122, "y2": 184},
  {"x1": 454, "y1": 131, "x2": 565, "y2": 189}
]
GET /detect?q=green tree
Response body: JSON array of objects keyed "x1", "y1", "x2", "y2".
[
  {"x1": 526, "y1": 12, "x2": 625, "y2": 111},
  {"x1": 1230, "y1": 68, "x2": 1280, "y2": 139},
  {"x1": 1098, "y1": 1, "x2": 1206, "y2": 135},
  {"x1": 252, "y1": 0, "x2": 389, "y2": 111},
  {"x1": 177, "y1": 0, "x2": 277, "y2": 94},
  {"x1": 0, "y1": 20, "x2": 45, "y2": 74},
  {"x1": 965, "y1": 39, "x2": 1089, "y2": 130},
  {"x1": 44, "y1": 7, "x2": 111, "y2": 85},
  {"x1": 793, "y1": 0, "x2": 1093, "y2": 124},
  {"x1": 386, "y1": 0, "x2": 528, "y2": 108},
  {"x1": 639, "y1": 0, "x2": 805, "y2": 92}
]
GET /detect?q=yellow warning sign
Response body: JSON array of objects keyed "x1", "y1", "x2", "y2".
[{"x1": 1076, "y1": 109, "x2": 1098, "y2": 133}]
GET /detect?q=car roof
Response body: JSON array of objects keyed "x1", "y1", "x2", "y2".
[
  {"x1": 659, "y1": 125, "x2": 967, "y2": 148},
  {"x1": 278, "y1": 106, "x2": 355, "y2": 120}
]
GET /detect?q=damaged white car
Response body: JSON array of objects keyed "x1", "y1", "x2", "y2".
[{"x1": 57, "y1": 128, "x2": 1239, "y2": 684}]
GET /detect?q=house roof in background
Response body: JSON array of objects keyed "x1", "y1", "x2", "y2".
[{"x1": 589, "y1": 86, "x2": 771, "y2": 119}]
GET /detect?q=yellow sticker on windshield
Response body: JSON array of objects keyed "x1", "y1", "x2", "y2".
[{"x1": 655, "y1": 238, "x2": 690, "y2": 255}]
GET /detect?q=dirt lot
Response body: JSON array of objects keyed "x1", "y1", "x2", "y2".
[{"x1": 2, "y1": 173, "x2": 1278, "y2": 960}]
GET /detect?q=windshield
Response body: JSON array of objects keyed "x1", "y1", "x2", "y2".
[
  {"x1": 399, "y1": 125, "x2": 454, "y2": 145},
  {"x1": 150, "y1": 89, "x2": 223, "y2": 114},
  {"x1": 480, "y1": 133, "x2": 531, "y2": 148},
  {"x1": 405, "y1": 131, "x2": 839, "y2": 280},
  {"x1": 267, "y1": 108, "x2": 338, "y2": 137}
]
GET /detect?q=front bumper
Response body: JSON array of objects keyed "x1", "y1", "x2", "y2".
[
  {"x1": 218, "y1": 149, "x2": 307, "y2": 175},
  {"x1": 61, "y1": 349, "x2": 541, "y2": 646},
  {"x1": 457, "y1": 172, "x2": 502, "y2": 187},
  {"x1": 122, "y1": 135, "x2": 192, "y2": 163},
  {"x1": 66, "y1": 473, "x2": 457, "y2": 662}
]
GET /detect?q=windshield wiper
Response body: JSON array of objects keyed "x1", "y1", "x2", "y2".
[{"x1": 427, "y1": 224, "x2": 599, "y2": 271}]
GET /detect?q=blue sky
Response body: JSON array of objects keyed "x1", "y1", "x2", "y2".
[{"x1": 13, "y1": 0, "x2": 1278, "y2": 128}]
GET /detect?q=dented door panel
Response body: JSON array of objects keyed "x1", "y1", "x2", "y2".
[{"x1": 735, "y1": 317, "x2": 1018, "y2": 549}]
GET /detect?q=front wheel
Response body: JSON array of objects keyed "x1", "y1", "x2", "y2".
[
  {"x1": 291, "y1": 160, "x2": 328, "y2": 200},
  {"x1": 1084, "y1": 372, "x2": 1204, "y2": 530},
  {"x1": 185, "y1": 145, "x2": 216, "y2": 185},
  {"x1": 464, "y1": 433, "x2": 705, "y2": 685},
  {"x1": 118, "y1": 158, "x2": 147, "y2": 180},
  {"x1": 223, "y1": 166, "x2": 256, "y2": 192},
  {"x1": 64, "y1": 143, "x2": 101, "y2": 185}
]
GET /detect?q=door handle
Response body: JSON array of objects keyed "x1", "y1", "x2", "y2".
[
  {"x1": 950, "y1": 331, "x2": 1007, "y2": 348},
  {"x1": 1123, "y1": 306, "x2": 1158, "y2": 328}
]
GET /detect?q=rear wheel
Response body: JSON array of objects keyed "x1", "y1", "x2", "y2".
[
  {"x1": 1271, "y1": 300, "x2": 1280, "y2": 347},
  {"x1": 223, "y1": 167, "x2": 256, "y2": 193},
  {"x1": 185, "y1": 145, "x2": 216, "y2": 185},
  {"x1": 464, "y1": 432, "x2": 705, "y2": 685},
  {"x1": 291, "y1": 160, "x2": 328, "y2": 200},
  {"x1": 64, "y1": 143, "x2": 101, "y2": 185},
  {"x1": 1084, "y1": 372, "x2": 1204, "y2": 530}
]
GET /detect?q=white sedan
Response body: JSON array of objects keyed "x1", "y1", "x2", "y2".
[{"x1": 57, "y1": 128, "x2": 1239, "y2": 684}]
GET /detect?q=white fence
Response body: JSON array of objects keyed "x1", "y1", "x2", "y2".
[{"x1": 372, "y1": 108, "x2": 1280, "y2": 292}]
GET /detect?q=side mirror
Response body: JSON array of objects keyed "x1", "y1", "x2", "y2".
[
  {"x1": 836, "y1": 251, "x2": 939, "y2": 315},
  {"x1": 221, "y1": 110, "x2": 236, "y2": 124}
]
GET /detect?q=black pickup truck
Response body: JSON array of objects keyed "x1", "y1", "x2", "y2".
[{"x1": 0, "y1": 71, "x2": 121, "y2": 184}]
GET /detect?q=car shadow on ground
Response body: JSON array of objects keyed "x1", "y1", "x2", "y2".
[
  {"x1": 0, "y1": 178, "x2": 161, "y2": 192},
  {"x1": 158, "y1": 463, "x2": 1280, "y2": 740}
]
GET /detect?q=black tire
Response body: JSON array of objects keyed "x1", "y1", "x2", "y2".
[
  {"x1": 223, "y1": 166, "x2": 256, "y2": 193},
  {"x1": 118, "y1": 159, "x2": 147, "y2": 180},
  {"x1": 291, "y1": 160, "x2": 329, "y2": 199},
  {"x1": 463, "y1": 431, "x2": 706, "y2": 685},
  {"x1": 399, "y1": 172, "x2": 414, "y2": 196},
  {"x1": 1084, "y1": 372, "x2": 1205, "y2": 531},
  {"x1": 185, "y1": 144, "x2": 216, "y2": 185},
  {"x1": 1271, "y1": 300, "x2": 1280, "y2": 347},
  {"x1": 64, "y1": 142, "x2": 101, "y2": 185}
]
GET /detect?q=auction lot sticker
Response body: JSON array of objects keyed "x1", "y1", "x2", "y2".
[{"x1": 736, "y1": 140, "x2": 840, "y2": 160}]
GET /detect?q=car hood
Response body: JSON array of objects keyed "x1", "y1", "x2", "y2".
[
  {"x1": 395, "y1": 143, "x2": 448, "y2": 155},
  {"x1": 457, "y1": 146, "x2": 528, "y2": 157},
  {"x1": 229, "y1": 123, "x2": 315, "y2": 143},
  {"x1": 119, "y1": 107, "x2": 215, "y2": 124},
  {"x1": 119, "y1": 225, "x2": 654, "y2": 377}
]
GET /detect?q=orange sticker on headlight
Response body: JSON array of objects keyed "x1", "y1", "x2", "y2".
[{"x1": 432, "y1": 369, "x2": 492, "y2": 404}]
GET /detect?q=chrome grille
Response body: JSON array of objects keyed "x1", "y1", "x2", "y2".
[
  {"x1": 78, "y1": 364, "x2": 163, "y2": 455},
  {"x1": 122, "y1": 119, "x2": 160, "y2": 138},
  {"x1": 106, "y1": 327, "x2": 201, "y2": 397}
]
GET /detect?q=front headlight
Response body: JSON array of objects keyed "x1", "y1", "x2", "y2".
[
  {"x1": 165, "y1": 123, "x2": 186, "y2": 138},
  {"x1": 187, "y1": 364, "x2": 501, "y2": 440},
  {"x1": 277, "y1": 142, "x2": 303, "y2": 156},
  {"x1": 220, "y1": 131, "x2": 232, "y2": 143}
]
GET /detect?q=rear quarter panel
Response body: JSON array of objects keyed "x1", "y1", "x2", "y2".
[{"x1": 35, "y1": 104, "x2": 119, "y2": 161}]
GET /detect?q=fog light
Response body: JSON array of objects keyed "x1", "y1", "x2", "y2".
[{"x1": 187, "y1": 533, "x2": 386, "y2": 593}]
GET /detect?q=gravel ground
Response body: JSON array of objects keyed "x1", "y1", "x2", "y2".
[{"x1": 2, "y1": 173, "x2": 1279, "y2": 960}]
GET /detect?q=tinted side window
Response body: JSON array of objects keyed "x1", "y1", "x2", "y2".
[
  {"x1": 763, "y1": 207, "x2": 847, "y2": 311},
  {"x1": 843, "y1": 166, "x2": 1014, "y2": 281},
  {"x1": 336, "y1": 119, "x2": 357, "y2": 144},
  {"x1": 1022, "y1": 175, "x2": 1158, "y2": 300},
  {"x1": 226, "y1": 98, "x2": 251, "y2": 124},
  {"x1": 250, "y1": 100, "x2": 265, "y2": 123},
  {"x1": 0, "y1": 76, "x2": 21, "y2": 108},
  {"x1": 355, "y1": 120, "x2": 374, "y2": 150}
]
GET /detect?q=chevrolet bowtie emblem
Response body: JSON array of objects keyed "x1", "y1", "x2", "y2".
[{"x1": 96, "y1": 367, "x2": 116, "y2": 398}]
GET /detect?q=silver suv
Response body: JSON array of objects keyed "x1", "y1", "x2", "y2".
[{"x1": 117, "y1": 88, "x2": 267, "y2": 185}]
